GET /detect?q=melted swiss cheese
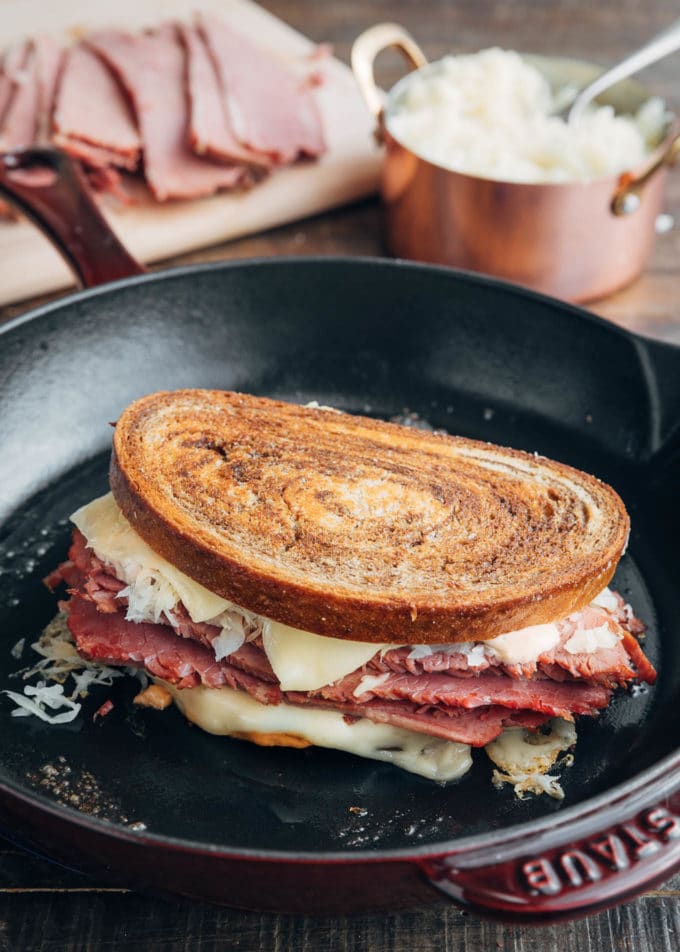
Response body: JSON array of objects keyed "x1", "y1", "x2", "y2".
[
  {"x1": 262, "y1": 620, "x2": 386, "y2": 691},
  {"x1": 162, "y1": 680, "x2": 473, "y2": 782}
]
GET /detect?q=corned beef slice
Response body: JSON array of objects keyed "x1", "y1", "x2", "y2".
[
  {"x1": 198, "y1": 12, "x2": 326, "y2": 163},
  {"x1": 32, "y1": 35, "x2": 63, "y2": 142},
  {"x1": 0, "y1": 37, "x2": 62, "y2": 149},
  {"x1": 0, "y1": 14, "x2": 324, "y2": 202},
  {"x1": 284, "y1": 695, "x2": 549, "y2": 747},
  {"x1": 86, "y1": 26, "x2": 244, "y2": 200},
  {"x1": 55, "y1": 529, "x2": 656, "y2": 747},
  {"x1": 65, "y1": 594, "x2": 550, "y2": 746},
  {"x1": 53, "y1": 136, "x2": 132, "y2": 173},
  {"x1": 0, "y1": 46, "x2": 26, "y2": 123},
  {"x1": 0, "y1": 37, "x2": 126, "y2": 198},
  {"x1": 0, "y1": 41, "x2": 39, "y2": 148},
  {"x1": 53, "y1": 45, "x2": 141, "y2": 170},
  {"x1": 179, "y1": 24, "x2": 269, "y2": 170},
  {"x1": 318, "y1": 670, "x2": 612, "y2": 719},
  {"x1": 66, "y1": 595, "x2": 281, "y2": 701},
  {"x1": 59, "y1": 529, "x2": 654, "y2": 689}
]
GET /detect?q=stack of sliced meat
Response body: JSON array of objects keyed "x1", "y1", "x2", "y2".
[
  {"x1": 48, "y1": 530, "x2": 657, "y2": 749},
  {"x1": 0, "y1": 14, "x2": 326, "y2": 203}
]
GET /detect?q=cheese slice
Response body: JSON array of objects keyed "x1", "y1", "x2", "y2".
[
  {"x1": 163, "y1": 680, "x2": 473, "y2": 782},
  {"x1": 262, "y1": 620, "x2": 388, "y2": 691}
]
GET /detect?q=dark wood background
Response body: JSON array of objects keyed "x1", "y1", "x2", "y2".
[{"x1": 1, "y1": 0, "x2": 680, "y2": 948}]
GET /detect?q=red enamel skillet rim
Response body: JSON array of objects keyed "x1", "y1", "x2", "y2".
[
  {"x1": 1, "y1": 148, "x2": 680, "y2": 921},
  {"x1": 1, "y1": 736, "x2": 680, "y2": 916}
]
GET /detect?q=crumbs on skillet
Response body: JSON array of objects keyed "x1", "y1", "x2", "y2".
[
  {"x1": 28, "y1": 755, "x2": 146, "y2": 830},
  {"x1": 389, "y1": 409, "x2": 441, "y2": 431},
  {"x1": 5, "y1": 615, "x2": 149, "y2": 829}
]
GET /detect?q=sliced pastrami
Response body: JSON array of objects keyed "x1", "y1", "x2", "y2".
[
  {"x1": 66, "y1": 594, "x2": 281, "y2": 702},
  {"x1": 0, "y1": 37, "x2": 63, "y2": 148},
  {"x1": 178, "y1": 24, "x2": 268, "y2": 171},
  {"x1": 54, "y1": 136, "x2": 135, "y2": 171},
  {"x1": 57, "y1": 527, "x2": 656, "y2": 694},
  {"x1": 0, "y1": 45, "x2": 27, "y2": 123},
  {"x1": 0, "y1": 41, "x2": 38, "y2": 148},
  {"x1": 198, "y1": 12, "x2": 325, "y2": 164},
  {"x1": 86, "y1": 26, "x2": 244, "y2": 200},
  {"x1": 32, "y1": 35, "x2": 63, "y2": 141},
  {"x1": 66, "y1": 593, "x2": 549, "y2": 746},
  {"x1": 284, "y1": 694, "x2": 549, "y2": 747},
  {"x1": 372, "y1": 600, "x2": 650, "y2": 688},
  {"x1": 319, "y1": 669, "x2": 612, "y2": 719},
  {"x1": 53, "y1": 44, "x2": 140, "y2": 170}
]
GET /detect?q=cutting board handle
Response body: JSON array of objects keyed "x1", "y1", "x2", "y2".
[{"x1": 0, "y1": 148, "x2": 144, "y2": 287}]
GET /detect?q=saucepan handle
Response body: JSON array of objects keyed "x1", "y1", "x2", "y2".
[
  {"x1": 611, "y1": 122, "x2": 680, "y2": 215},
  {"x1": 0, "y1": 147, "x2": 144, "y2": 287},
  {"x1": 351, "y1": 23, "x2": 428, "y2": 123},
  {"x1": 417, "y1": 786, "x2": 680, "y2": 922}
]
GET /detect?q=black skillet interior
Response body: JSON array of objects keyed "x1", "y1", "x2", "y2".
[{"x1": 0, "y1": 258, "x2": 678, "y2": 855}]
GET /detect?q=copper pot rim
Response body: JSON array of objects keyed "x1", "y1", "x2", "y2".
[
  {"x1": 353, "y1": 25, "x2": 680, "y2": 194},
  {"x1": 381, "y1": 119, "x2": 679, "y2": 194},
  {"x1": 382, "y1": 55, "x2": 679, "y2": 191}
]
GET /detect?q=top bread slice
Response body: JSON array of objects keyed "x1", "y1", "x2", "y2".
[{"x1": 109, "y1": 389, "x2": 629, "y2": 644}]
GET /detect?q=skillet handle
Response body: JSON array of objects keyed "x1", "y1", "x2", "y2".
[
  {"x1": 0, "y1": 148, "x2": 144, "y2": 287},
  {"x1": 417, "y1": 788, "x2": 680, "y2": 922},
  {"x1": 641, "y1": 336, "x2": 680, "y2": 465}
]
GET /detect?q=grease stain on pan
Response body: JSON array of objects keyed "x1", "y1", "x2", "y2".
[
  {"x1": 336, "y1": 807, "x2": 451, "y2": 848},
  {"x1": 0, "y1": 517, "x2": 67, "y2": 600}
]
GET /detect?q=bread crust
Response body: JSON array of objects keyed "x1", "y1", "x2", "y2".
[{"x1": 110, "y1": 390, "x2": 629, "y2": 644}]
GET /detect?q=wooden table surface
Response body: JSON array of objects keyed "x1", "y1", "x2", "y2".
[{"x1": 1, "y1": 0, "x2": 680, "y2": 948}]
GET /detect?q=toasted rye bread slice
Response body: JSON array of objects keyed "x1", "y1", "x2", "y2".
[{"x1": 110, "y1": 390, "x2": 629, "y2": 644}]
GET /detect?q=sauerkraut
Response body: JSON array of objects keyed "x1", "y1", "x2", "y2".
[{"x1": 386, "y1": 48, "x2": 666, "y2": 183}]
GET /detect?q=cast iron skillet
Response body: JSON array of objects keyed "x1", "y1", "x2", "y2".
[{"x1": 0, "y1": 150, "x2": 679, "y2": 922}]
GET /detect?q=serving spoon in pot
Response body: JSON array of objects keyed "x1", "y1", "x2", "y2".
[{"x1": 562, "y1": 17, "x2": 680, "y2": 121}]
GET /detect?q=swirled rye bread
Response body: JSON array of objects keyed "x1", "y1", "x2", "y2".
[
  {"x1": 110, "y1": 389, "x2": 628, "y2": 643},
  {"x1": 47, "y1": 389, "x2": 655, "y2": 785}
]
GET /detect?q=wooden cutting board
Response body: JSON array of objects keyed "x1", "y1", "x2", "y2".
[{"x1": 0, "y1": 0, "x2": 381, "y2": 306}]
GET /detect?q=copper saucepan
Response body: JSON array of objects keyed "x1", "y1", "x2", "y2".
[{"x1": 352, "y1": 24, "x2": 680, "y2": 302}]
